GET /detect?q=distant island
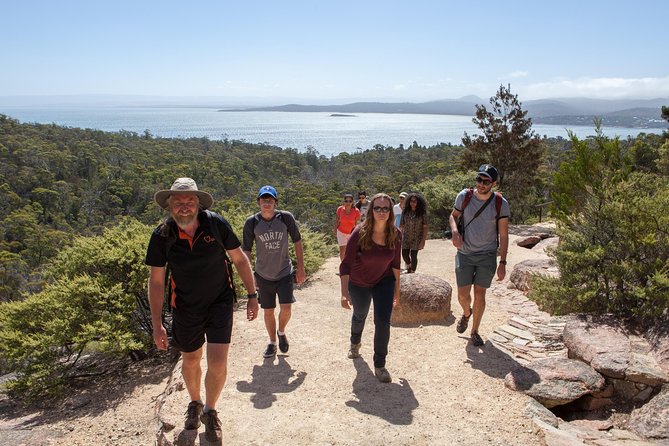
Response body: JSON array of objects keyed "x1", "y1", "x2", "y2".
[
  {"x1": 330, "y1": 113, "x2": 356, "y2": 117},
  {"x1": 219, "y1": 97, "x2": 669, "y2": 129}
]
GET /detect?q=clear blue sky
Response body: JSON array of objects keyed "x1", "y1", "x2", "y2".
[{"x1": 2, "y1": 0, "x2": 667, "y2": 103}]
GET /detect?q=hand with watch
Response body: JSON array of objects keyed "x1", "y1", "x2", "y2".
[{"x1": 246, "y1": 291, "x2": 259, "y2": 321}]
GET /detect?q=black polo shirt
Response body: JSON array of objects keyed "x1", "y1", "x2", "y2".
[{"x1": 145, "y1": 211, "x2": 240, "y2": 315}]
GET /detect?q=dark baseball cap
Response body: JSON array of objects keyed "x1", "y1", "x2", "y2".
[{"x1": 477, "y1": 164, "x2": 499, "y2": 182}]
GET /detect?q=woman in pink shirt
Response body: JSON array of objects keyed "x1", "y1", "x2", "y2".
[
  {"x1": 335, "y1": 193, "x2": 361, "y2": 261},
  {"x1": 339, "y1": 193, "x2": 401, "y2": 383}
]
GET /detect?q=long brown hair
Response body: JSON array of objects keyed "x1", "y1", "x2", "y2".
[{"x1": 358, "y1": 193, "x2": 399, "y2": 250}]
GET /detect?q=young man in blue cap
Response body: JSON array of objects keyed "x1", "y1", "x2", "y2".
[
  {"x1": 243, "y1": 185, "x2": 306, "y2": 358},
  {"x1": 448, "y1": 165, "x2": 510, "y2": 347}
]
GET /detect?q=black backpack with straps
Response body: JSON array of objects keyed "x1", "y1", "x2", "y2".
[{"x1": 157, "y1": 210, "x2": 238, "y2": 308}]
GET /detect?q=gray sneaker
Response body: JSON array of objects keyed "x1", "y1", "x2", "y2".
[
  {"x1": 200, "y1": 409, "x2": 222, "y2": 443},
  {"x1": 347, "y1": 343, "x2": 361, "y2": 359},
  {"x1": 375, "y1": 367, "x2": 392, "y2": 383},
  {"x1": 184, "y1": 400, "x2": 203, "y2": 430}
]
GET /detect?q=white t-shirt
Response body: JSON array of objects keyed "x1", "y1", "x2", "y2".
[{"x1": 393, "y1": 203, "x2": 402, "y2": 228}]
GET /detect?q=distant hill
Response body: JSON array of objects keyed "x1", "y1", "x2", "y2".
[{"x1": 223, "y1": 97, "x2": 669, "y2": 129}]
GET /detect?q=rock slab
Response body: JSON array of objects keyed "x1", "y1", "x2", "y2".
[
  {"x1": 504, "y1": 357, "x2": 605, "y2": 408},
  {"x1": 628, "y1": 384, "x2": 669, "y2": 440}
]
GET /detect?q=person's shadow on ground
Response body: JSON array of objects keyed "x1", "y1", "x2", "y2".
[
  {"x1": 345, "y1": 358, "x2": 419, "y2": 425},
  {"x1": 464, "y1": 339, "x2": 540, "y2": 388},
  {"x1": 236, "y1": 356, "x2": 307, "y2": 409}
]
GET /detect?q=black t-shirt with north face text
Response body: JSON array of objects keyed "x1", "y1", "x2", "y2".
[{"x1": 145, "y1": 211, "x2": 241, "y2": 315}]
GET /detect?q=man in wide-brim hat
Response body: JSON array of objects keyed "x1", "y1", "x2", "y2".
[{"x1": 145, "y1": 177, "x2": 259, "y2": 443}]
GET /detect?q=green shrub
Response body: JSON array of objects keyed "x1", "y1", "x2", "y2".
[
  {"x1": 0, "y1": 214, "x2": 334, "y2": 397},
  {"x1": 531, "y1": 172, "x2": 669, "y2": 325}
]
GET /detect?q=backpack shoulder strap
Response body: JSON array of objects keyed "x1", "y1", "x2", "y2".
[
  {"x1": 157, "y1": 218, "x2": 177, "y2": 257},
  {"x1": 461, "y1": 187, "x2": 475, "y2": 211},
  {"x1": 494, "y1": 192, "x2": 502, "y2": 218}
]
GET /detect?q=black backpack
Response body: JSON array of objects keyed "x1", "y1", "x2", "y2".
[{"x1": 158, "y1": 210, "x2": 237, "y2": 306}]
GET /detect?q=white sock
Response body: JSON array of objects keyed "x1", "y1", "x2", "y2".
[{"x1": 277, "y1": 330, "x2": 285, "y2": 336}]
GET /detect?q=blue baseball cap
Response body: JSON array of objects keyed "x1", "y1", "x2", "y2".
[{"x1": 257, "y1": 185, "x2": 278, "y2": 199}]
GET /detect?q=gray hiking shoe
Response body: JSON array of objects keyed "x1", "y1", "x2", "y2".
[
  {"x1": 200, "y1": 409, "x2": 222, "y2": 443},
  {"x1": 375, "y1": 367, "x2": 392, "y2": 383},
  {"x1": 184, "y1": 400, "x2": 203, "y2": 430},
  {"x1": 347, "y1": 343, "x2": 361, "y2": 359}
]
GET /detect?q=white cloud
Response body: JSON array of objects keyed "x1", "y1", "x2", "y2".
[
  {"x1": 508, "y1": 70, "x2": 529, "y2": 78},
  {"x1": 519, "y1": 76, "x2": 669, "y2": 99}
]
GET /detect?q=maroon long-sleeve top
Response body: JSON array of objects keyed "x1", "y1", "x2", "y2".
[{"x1": 339, "y1": 227, "x2": 402, "y2": 288}]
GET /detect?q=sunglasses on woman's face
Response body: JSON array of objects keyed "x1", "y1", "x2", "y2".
[
  {"x1": 373, "y1": 206, "x2": 391, "y2": 213},
  {"x1": 476, "y1": 176, "x2": 492, "y2": 186},
  {"x1": 344, "y1": 199, "x2": 353, "y2": 203}
]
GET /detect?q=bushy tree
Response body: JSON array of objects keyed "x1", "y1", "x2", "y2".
[
  {"x1": 412, "y1": 172, "x2": 472, "y2": 232},
  {"x1": 531, "y1": 173, "x2": 669, "y2": 324},
  {"x1": 461, "y1": 84, "x2": 544, "y2": 222},
  {"x1": 551, "y1": 125, "x2": 633, "y2": 219},
  {"x1": 531, "y1": 129, "x2": 669, "y2": 326}
]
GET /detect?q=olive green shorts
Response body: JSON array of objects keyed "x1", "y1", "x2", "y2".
[{"x1": 455, "y1": 251, "x2": 497, "y2": 288}]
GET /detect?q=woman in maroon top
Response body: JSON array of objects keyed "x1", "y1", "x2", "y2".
[{"x1": 339, "y1": 193, "x2": 402, "y2": 383}]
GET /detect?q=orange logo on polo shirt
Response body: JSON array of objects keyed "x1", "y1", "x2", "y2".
[{"x1": 204, "y1": 235, "x2": 216, "y2": 243}]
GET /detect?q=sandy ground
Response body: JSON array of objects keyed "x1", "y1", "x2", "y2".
[{"x1": 1, "y1": 236, "x2": 545, "y2": 446}]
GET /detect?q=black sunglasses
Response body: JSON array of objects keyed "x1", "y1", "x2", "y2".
[
  {"x1": 373, "y1": 206, "x2": 391, "y2": 213},
  {"x1": 344, "y1": 199, "x2": 353, "y2": 203},
  {"x1": 476, "y1": 176, "x2": 492, "y2": 186}
]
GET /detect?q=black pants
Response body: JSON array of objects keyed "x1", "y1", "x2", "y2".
[
  {"x1": 348, "y1": 275, "x2": 395, "y2": 368},
  {"x1": 402, "y1": 249, "x2": 419, "y2": 272}
]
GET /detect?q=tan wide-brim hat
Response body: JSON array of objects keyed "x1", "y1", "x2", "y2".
[{"x1": 154, "y1": 177, "x2": 214, "y2": 210}]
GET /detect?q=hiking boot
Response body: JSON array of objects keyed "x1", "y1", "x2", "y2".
[
  {"x1": 263, "y1": 343, "x2": 277, "y2": 358},
  {"x1": 471, "y1": 332, "x2": 484, "y2": 347},
  {"x1": 375, "y1": 367, "x2": 392, "y2": 383},
  {"x1": 456, "y1": 308, "x2": 472, "y2": 334},
  {"x1": 347, "y1": 343, "x2": 361, "y2": 359},
  {"x1": 277, "y1": 331, "x2": 289, "y2": 353},
  {"x1": 200, "y1": 409, "x2": 222, "y2": 443},
  {"x1": 184, "y1": 400, "x2": 203, "y2": 430}
]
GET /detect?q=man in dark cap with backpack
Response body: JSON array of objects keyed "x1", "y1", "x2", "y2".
[
  {"x1": 145, "y1": 177, "x2": 259, "y2": 443},
  {"x1": 448, "y1": 165, "x2": 510, "y2": 347}
]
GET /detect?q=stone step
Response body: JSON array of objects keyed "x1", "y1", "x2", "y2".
[{"x1": 498, "y1": 324, "x2": 536, "y2": 341}]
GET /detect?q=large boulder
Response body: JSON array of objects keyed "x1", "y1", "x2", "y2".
[
  {"x1": 504, "y1": 357, "x2": 605, "y2": 408},
  {"x1": 628, "y1": 384, "x2": 669, "y2": 440},
  {"x1": 391, "y1": 273, "x2": 451, "y2": 325},
  {"x1": 531, "y1": 237, "x2": 559, "y2": 253},
  {"x1": 563, "y1": 316, "x2": 669, "y2": 387},
  {"x1": 509, "y1": 258, "x2": 559, "y2": 293}
]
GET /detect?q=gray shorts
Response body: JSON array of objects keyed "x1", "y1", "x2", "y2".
[
  {"x1": 455, "y1": 251, "x2": 497, "y2": 288},
  {"x1": 255, "y1": 272, "x2": 296, "y2": 309}
]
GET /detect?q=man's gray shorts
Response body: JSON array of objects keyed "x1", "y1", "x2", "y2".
[{"x1": 455, "y1": 251, "x2": 497, "y2": 288}]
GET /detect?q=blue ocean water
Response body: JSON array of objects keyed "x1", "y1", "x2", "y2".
[{"x1": 0, "y1": 106, "x2": 662, "y2": 156}]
